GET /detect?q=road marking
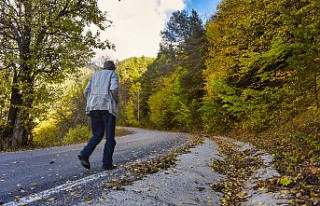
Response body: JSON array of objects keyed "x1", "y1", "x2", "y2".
[{"x1": 3, "y1": 169, "x2": 116, "y2": 206}]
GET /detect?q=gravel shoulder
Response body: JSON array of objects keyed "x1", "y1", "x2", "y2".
[{"x1": 77, "y1": 138, "x2": 224, "y2": 206}]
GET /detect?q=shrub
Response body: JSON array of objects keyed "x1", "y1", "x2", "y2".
[
  {"x1": 33, "y1": 119, "x2": 59, "y2": 147},
  {"x1": 63, "y1": 125, "x2": 91, "y2": 144}
]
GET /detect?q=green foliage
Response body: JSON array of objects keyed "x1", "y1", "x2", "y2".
[
  {"x1": 124, "y1": 83, "x2": 141, "y2": 126},
  {"x1": 202, "y1": 0, "x2": 320, "y2": 136},
  {"x1": 0, "y1": 70, "x2": 11, "y2": 128},
  {"x1": 63, "y1": 126, "x2": 91, "y2": 145},
  {"x1": 200, "y1": 99, "x2": 231, "y2": 133},
  {"x1": 290, "y1": 107, "x2": 320, "y2": 153},
  {"x1": 136, "y1": 6, "x2": 319, "y2": 204},
  {"x1": 33, "y1": 118, "x2": 59, "y2": 147},
  {"x1": 278, "y1": 176, "x2": 292, "y2": 187},
  {"x1": 140, "y1": 10, "x2": 207, "y2": 130},
  {"x1": 31, "y1": 67, "x2": 92, "y2": 146},
  {"x1": 116, "y1": 57, "x2": 154, "y2": 126},
  {"x1": 147, "y1": 75, "x2": 176, "y2": 127},
  {"x1": 0, "y1": 0, "x2": 113, "y2": 148}
]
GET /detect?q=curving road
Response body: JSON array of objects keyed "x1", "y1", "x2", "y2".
[{"x1": 0, "y1": 127, "x2": 189, "y2": 204}]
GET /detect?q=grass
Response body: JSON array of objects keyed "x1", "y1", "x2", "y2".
[
  {"x1": 114, "y1": 128, "x2": 132, "y2": 137},
  {"x1": 1, "y1": 127, "x2": 132, "y2": 152}
]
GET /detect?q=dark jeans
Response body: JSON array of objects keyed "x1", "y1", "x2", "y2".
[{"x1": 80, "y1": 110, "x2": 116, "y2": 166}]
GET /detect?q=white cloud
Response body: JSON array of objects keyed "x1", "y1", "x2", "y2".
[{"x1": 92, "y1": 0, "x2": 186, "y2": 62}]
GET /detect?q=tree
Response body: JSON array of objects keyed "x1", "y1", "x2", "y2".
[
  {"x1": 116, "y1": 57, "x2": 154, "y2": 126},
  {"x1": 281, "y1": 0, "x2": 320, "y2": 110},
  {"x1": 0, "y1": 70, "x2": 11, "y2": 129},
  {"x1": 0, "y1": 0, "x2": 113, "y2": 149},
  {"x1": 32, "y1": 67, "x2": 93, "y2": 147},
  {"x1": 202, "y1": 0, "x2": 320, "y2": 132},
  {"x1": 142, "y1": 10, "x2": 207, "y2": 130}
]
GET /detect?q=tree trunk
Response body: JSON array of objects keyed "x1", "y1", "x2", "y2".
[
  {"x1": 6, "y1": 66, "x2": 34, "y2": 149},
  {"x1": 7, "y1": 70, "x2": 22, "y2": 127},
  {"x1": 3, "y1": 70, "x2": 22, "y2": 148},
  {"x1": 7, "y1": 4, "x2": 34, "y2": 149},
  {"x1": 11, "y1": 108, "x2": 28, "y2": 148}
]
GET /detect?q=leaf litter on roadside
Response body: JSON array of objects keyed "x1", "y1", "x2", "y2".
[
  {"x1": 102, "y1": 134, "x2": 204, "y2": 191},
  {"x1": 210, "y1": 137, "x2": 264, "y2": 205}
]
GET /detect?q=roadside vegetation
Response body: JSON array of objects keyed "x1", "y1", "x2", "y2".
[
  {"x1": 0, "y1": 66, "x2": 130, "y2": 151},
  {"x1": 117, "y1": 1, "x2": 319, "y2": 204}
]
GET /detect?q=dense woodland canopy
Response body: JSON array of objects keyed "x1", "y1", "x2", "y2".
[
  {"x1": 132, "y1": 1, "x2": 319, "y2": 153},
  {"x1": 119, "y1": 0, "x2": 319, "y2": 146},
  {"x1": 116, "y1": 57, "x2": 154, "y2": 126}
]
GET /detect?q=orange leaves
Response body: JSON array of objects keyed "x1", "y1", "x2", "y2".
[{"x1": 309, "y1": 166, "x2": 319, "y2": 175}]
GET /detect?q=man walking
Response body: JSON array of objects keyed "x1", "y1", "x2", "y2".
[{"x1": 78, "y1": 60, "x2": 119, "y2": 170}]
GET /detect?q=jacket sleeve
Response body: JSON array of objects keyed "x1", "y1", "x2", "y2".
[
  {"x1": 110, "y1": 72, "x2": 119, "y2": 103},
  {"x1": 83, "y1": 78, "x2": 92, "y2": 99}
]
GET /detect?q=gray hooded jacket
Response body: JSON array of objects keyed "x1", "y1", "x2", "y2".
[{"x1": 84, "y1": 69, "x2": 119, "y2": 117}]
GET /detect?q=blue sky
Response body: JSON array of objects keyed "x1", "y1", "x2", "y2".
[{"x1": 185, "y1": 0, "x2": 220, "y2": 22}]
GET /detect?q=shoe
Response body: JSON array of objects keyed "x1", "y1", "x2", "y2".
[
  {"x1": 78, "y1": 154, "x2": 90, "y2": 169},
  {"x1": 103, "y1": 164, "x2": 117, "y2": 170}
]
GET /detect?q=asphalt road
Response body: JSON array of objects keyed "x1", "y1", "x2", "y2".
[{"x1": 0, "y1": 127, "x2": 189, "y2": 204}]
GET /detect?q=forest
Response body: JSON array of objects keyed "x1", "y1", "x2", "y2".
[
  {"x1": 133, "y1": 1, "x2": 318, "y2": 204},
  {"x1": 0, "y1": 0, "x2": 319, "y2": 204}
]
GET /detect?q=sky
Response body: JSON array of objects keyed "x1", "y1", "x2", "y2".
[{"x1": 93, "y1": 0, "x2": 220, "y2": 62}]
